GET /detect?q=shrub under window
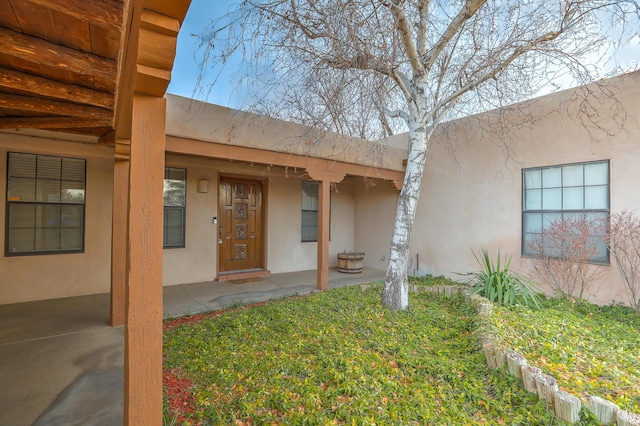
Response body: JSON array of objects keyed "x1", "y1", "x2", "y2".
[{"x1": 522, "y1": 160, "x2": 609, "y2": 263}]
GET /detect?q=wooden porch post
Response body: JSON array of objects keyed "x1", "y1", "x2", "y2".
[
  {"x1": 110, "y1": 155, "x2": 129, "y2": 327},
  {"x1": 112, "y1": 1, "x2": 190, "y2": 422},
  {"x1": 317, "y1": 179, "x2": 331, "y2": 290},
  {"x1": 306, "y1": 169, "x2": 345, "y2": 290},
  {"x1": 124, "y1": 94, "x2": 166, "y2": 425}
]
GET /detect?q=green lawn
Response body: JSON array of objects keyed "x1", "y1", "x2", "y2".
[
  {"x1": 164, "y1": 285, "x2": 569, "y2": 425},
  {"x1": 486, "y1": 296, "x2": 640, "y2": 413}
]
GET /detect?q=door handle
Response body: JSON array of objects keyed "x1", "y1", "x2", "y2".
[{"x1": 218, "y1": 221, "x2": 223, "y2": 244}]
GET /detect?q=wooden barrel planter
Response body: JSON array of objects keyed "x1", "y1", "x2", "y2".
[{"x1": 337, "y1": 252, "x2": 365, "y2": 274}]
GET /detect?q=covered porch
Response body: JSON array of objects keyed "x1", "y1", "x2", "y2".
[
  {"x1": 0, "y1": 0, "x2": 404, "y2": 423},
  {"x1": 0, "y1": 268, "x2": 385, "y2": 426}
]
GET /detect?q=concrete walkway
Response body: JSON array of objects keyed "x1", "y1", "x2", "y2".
[{"x1": 0, "y1": 268, "x2": 385, "y2": 426}]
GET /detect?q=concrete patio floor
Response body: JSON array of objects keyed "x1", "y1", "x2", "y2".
[{"x1": 0, "y1": 267, "x2": 385, "y2": 426}]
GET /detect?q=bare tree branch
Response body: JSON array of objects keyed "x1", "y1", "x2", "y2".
[
  {"x1": 384, "y1": 107, "x2": 409, "y2": 122},
  {"x1": 423, "y1": 0, "x2": 488, "y2": 73},
  {"x1": 384, "y1": 0, "x2": 424, "y2": 76},
  {"x1": 436, "y1": 29, "x2": 563, "y2": 113}
]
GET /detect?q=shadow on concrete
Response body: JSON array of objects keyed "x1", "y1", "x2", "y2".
[{"x1": 0, "y1": 267, "x2": 385, "y2": 425}]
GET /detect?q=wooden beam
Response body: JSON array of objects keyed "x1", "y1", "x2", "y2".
[
  {"x1": 144, "y1": 0, "x2": 192, "y2": 22},
  {"x1": 134, "y1": 11, "x2": 181, "y2": 96},
  {"x1": 0, "y1": 27, "x2": 117, "y2": 84},
  {"x1": 42, "y1": 127, "x2": 113, "y2": 137},
  {"x1": 113, "y1": 1, "x2": 190, "y2": 138},
  {"x1": 306, "y1": 169, "x2": 346, "y2": 183},
  {"x1": 23, "y1": 0, "x2": 122, "y2": 31},
  {"x1": 111, "y1": 158, "x2": 129, "y2": 327},
  {"x1": 0, "y1": 116, "x2": 111, "y2": 129},
  {"x1": 135, "y1": 63, "x2": 172, "y2": 97},
  {"x1": 115, "y1": 138, "x2": 131, "y2": 161},
  {"x1": 138, "y1": 28, "x2": 178, "y2": 72},
  {"x1": 0, "y1": 68, "x2": 114, "y2": 109},
  {"x1": 140, "y1": 10, "x2": 180, "y2": 37},
  {"x1": 0, "y1": 93, "x2": 112, "y2": 119},
  {"x1": 98, "y1": 130, "x2": 116, "y2": 146},
  {"x1": 114, "y1": 0, "x2": 143, "y2": 140}
]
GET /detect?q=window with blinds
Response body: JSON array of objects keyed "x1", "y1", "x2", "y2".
[
  {"x1": 163, "y1": 167, "x2": 186, "y2": 248},
  {"x1": 301, "y1": 181, "x2": 318, "y2": 242},
  {"x1": 6, "y1": 152, "x2": 86, "y2": 256},
  {"x1": 301, "y1": 181, "x2": 331, "y2": 243}
]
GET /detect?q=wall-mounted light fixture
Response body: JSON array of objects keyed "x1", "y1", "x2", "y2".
[{"x1": 197, "y1": 179, "x2": 209, "y2": 193}]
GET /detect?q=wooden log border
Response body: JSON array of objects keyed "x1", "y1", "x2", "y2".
[{"x1": 403, "y1": 284, "x2": 640, "y2": 425}]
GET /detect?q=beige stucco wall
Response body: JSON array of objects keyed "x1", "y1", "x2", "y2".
[
  {"x1": 265, "y1": 174, "x2": 356, "y2": 273},
  {"x1": 353, "y1": 179, "x2": 397, "y2": 272},
  {"x1": 356, "y1": 71, "x2": 640, "y2": 306},
  {"x1": 162, "y1": 154, "x2": 219, "y2": 285},
  {"x1": 0, "y1": 132, "x2": 114, "y2": 304}
]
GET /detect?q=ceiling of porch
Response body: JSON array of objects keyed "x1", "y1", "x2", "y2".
[
  {"x1": 0, "y1": 0, "x2": 122, "y2": 141},
  {"x1": 0, "y1": 0, "x2": 190, "y2": 145}
]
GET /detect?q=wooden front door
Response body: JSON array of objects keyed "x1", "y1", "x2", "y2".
[{"x1": 218, "y1": 177, "x2": 263, "y2": 272}]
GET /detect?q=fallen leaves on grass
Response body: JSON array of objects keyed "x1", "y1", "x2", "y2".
[
  {"x1": 486, "y1": 296, "x2": 640, "y2": 412},
  {"x1": 163, "y1": 369, "x2": 199, "y2": 424},
  {"x1": 164, "y1": 284, "x2": 561, "y2": 424}
]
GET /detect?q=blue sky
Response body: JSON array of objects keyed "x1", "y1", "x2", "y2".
[
  {"x1": 168, "y1": 1, "x2": 639, "y2": 108},
  {"x1": 167, "y1": 0, "x2": 247, "y2": 106}
]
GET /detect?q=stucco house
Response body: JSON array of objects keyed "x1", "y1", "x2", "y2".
[
  {"x1": 1, "y1": 0, "x2": 639, "y2": 423},
  {"x1": 5, "y1": 72, "x2": 638, "y2": 306}
]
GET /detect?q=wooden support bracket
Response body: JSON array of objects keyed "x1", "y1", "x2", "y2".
[{"x1": 305, "y1": 168, "x2": 346, "y2": 183}]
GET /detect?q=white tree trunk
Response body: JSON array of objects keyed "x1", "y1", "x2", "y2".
[{"x1": 382, "y1": 100, "x2": 432, "y2": 310}]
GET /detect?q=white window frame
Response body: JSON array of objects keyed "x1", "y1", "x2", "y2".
[{"x1": 522, "y1": 160, "x2": 609, "y2": 263}]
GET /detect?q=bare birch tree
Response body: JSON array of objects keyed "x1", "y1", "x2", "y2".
[{"x1": 200, "y1": 0, "x2": 639, "y2": 310}]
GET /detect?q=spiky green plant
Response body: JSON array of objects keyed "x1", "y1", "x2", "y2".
[{"x1": 462, "y1": 249, "x2": 542, "y2": 309}]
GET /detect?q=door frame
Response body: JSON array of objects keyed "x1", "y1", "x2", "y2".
[{"x1": 217, "y1": 173, "x2": 269, "y2": 275}]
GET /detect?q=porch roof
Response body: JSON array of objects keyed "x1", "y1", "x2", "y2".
[{"x1": 166, "y1": 94, "x2": 407, "y2": 183}]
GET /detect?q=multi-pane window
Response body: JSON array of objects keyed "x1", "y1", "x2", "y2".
[
  {"x1": 522, "y1": 160, "x2": 609, "y2": 263},
  {"x1": 301, "y1": 181, "x2": 319, "y2": 242},
  {"x1": 163, "y1": 167, "x2": 186, "y2": 248},
  {"x1": 301, "y1": 181, "x2": 331, "y2": 243},
  {"x1": 6, "y1": 152, "x2": 85, "y2": 256}
]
